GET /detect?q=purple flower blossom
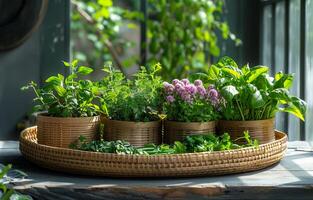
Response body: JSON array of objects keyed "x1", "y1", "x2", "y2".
[
  {"x1": 185, "y1": 84, "x2": 197, "y2": 95},
  {"x1": 181, "y1": 92, "x2": 192, "y2": 103},
  {"x1": 172, "y1": 79, "x2": 181, "y2": 85},
  {"x1": 163, "y1": 82, "x2": 175, "y2": 94},
  {"x1": 196, "y1": 85, "x2": 206, "y2": 98},
  {"x1": 166, "y1": 78, "x2": 220, "y2": 106},
  {"x1": 166, "y1": 95, "x2": 175, "y2": 103},
  {"x1": 194, "y1": 79, "x2": 203, "y2": 86},
  {"x1": 175, "y1": 83, "x2": 185, "y2": 93},
  {"x1": 208, "y1": 88, "x2": 218, "y2": 99},
  {"x1": 163, "y1": 81, "x2": 170, "y2": 87},
  {"x1": 181, "y1": 78, "x2": 190, "y2": 85}
]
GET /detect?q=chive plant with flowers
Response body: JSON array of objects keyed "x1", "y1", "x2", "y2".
[{"x1": 163, "y1": 78, "x2": 220, "y2": 122}]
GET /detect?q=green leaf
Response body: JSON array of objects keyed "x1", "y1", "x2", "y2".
[
  {"x1": 78, "y1": 66, "x2": 93, "y2": 75},
  {"x1": 254, "y1": 74, "x2": 274, "y2": 90},
  {"x1": 221, "y1": 85, "x2": 239, "y2": 101},
  {"x1": 62, "y1": 61, "x2": 70, "y2": 67},
  {"x1": 210, "y1": 45, "x2": 220, "y2": 57},
  {"x1": 195, "y1": 27, "x2": 203, "y2": 40},
  {"x1": 221, "y1": 66, "x2": 242, "y2": 78},
  {"x1": 45, "y1": 76, "x2": 61, "y2": 86},
  {"x1": 173, "y1": 141, "x2": 186, "y2": 153},
  {"x1": 1, "y1": 189, "x2": 14, "y2": 200},
  {"x1": 71, "y1": 59, "x2": 78, "y2": 67},
  {"x1": 0, "y1": 183, "x2": 7, "y2": 193},
  {"x1": 243, "y1": 131, "x2": 251, "y2": 143},
  {"x1": 274, "y1": 72, "x2": 294, "y2": 89},
  {"x1": 220, "y1": 22, "x2": 229, "y2": 39},
  {"x1": 247, "y1": 83, "x2": 257, "y2": 93},
  {"x1": 270, "y1": 88, "x2": 290, "y2": 103},
  {"x1": 57, "y1": 74, "x2": 64, "y2": 82},
  {"x1": 216, "y1": 56, "x2": 238, "y2": 68},
  {"x1": 241, "y1": 64, "x2": 250, "y2": 75},
  {"x1": 280, "y1": 104, "x2": 305, "y2": 121},
  {"x1": 290, "y1": 96, "x2": 307, "y2": 120},
  {"x1": 66, "y1": 74, "x2": 78, "y2": 83},
  {"x1": 207, "y1": 65, "x2": 220, "y2": 80},
  {"x1": 153, "y1": 62, "x2": 162, "y2": 73},
  {"x1": 275, "y1": 71, "x2": 283, "y2": 81},
  {"x1": 194, "y1": 52, "x2": 205, "y2": 63},
  {"x1": 0, "y1": 164, "x2": 12, "y2": 178},
  {"x1": 54, "y1": 86, "x2": 66, "y2": 97},
  {"x1": 250, "y1": 90, "x2": 265, "y2": 108},
  {"x1": 246, "y1": 66, "x2": 269, "y2": 83}
]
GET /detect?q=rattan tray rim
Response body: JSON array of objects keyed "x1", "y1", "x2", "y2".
[
  {"x1": 20, "y1": 126, "x2": 286, "y2": 157},
  {"x1": 19, "y1": 126, "x2": 287, "y2": 177}
]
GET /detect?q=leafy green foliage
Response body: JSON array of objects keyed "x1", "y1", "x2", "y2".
[
  {"x1": 71, "y1": 131, "x2": 258, "y2": 155},
  {"x1": 71, "y1": 0, "x2": 141, "y2": 68},
  {"x1": 164, "y1": 98, "x2": 219, "y2": 122},
  {"x1": 70, "y1": 135, "x2": 146, "y2": 155},
  {"x1": 0, "y1": 164, "x2": 32, "y2": 200},
  {"x1": 183, "y1": 132, "x2": 257, "y2": 152},
  {"x1": 99, "y1": 63, "x2": 163, "y2": 121},
  {"x1": 206, "y1": 57, "x2": 307, "y2": 121},
  {"x1": 137, "y1": 141, "x2": 187, "y2": 155},
  {"x1": 162, "y1": 79, "x2": 220, "y2": 122},
  {"x1": 21, "y1": 60, "x2": 102, "y2": 117},
  {"x1": 147, "y1": 0, "x2": 241, "y2": 80}
]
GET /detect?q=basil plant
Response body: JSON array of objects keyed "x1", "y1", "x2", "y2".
[
  {"x1": 200, "y1": 57, "x2": 306, "y2": 121},
  {"x1": 22, "y1": 60, "x2": 103, "y2": 117}
]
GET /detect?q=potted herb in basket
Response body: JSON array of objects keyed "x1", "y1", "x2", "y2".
[
  {"x1": 21, "y1": 60, "x2": 102, "y2": 148},
  {"x1": 206, "y1": 56, "x2": 306, "y2": 144},
  {"x1": 163, "y1": 78, "x2": 220, "y2": 144},
  {"x1": 99, "y1": 63, "x2": 163, "y2": 147}
]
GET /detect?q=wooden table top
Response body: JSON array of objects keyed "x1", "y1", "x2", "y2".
[{"x1": 1, "y1": 141, "x2": 313, "y2": 200}]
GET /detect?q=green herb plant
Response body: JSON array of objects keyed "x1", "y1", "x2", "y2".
[
  {"x1": 147, "y1": 0, "x2": 241, "y2": 79},
  {"x1": 234, "y1": 131, "x2": 259, "y2": 147},
  {"x1": 163, "y1": 79, "x2": 220, "y2": 122},
  {"x1": 72, "y1": 131, "x2": 258, "y2": 155},
  {"x1": 21, "y1": 60, "x2": 103, "y2": 117},
  {"x1": 71, "y1": 0, "x2": 142, "y2": 72},
  {"x1": 137, "y1": 142, "x2": 187, "y2": 155},
  {"x1": 70, "y1": 136, "x2": 146, "y2": 155},
  {"x1": 0, "y1": 164, "x2": 32, "y2": 200},
  {"x1": 201, "y1": 56, "x2": 306, "y2": 121},
  {"x1": 99, "y1": 62, "x2": 163, "y2": 122}
]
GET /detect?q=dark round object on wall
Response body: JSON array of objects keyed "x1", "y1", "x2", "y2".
[{"x1": 0, "y1": 0, "x2": 48, "y2": 51}]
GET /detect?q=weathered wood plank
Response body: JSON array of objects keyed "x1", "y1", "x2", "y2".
[{"x1": 1, "y1": 141, "x2": 313, "y2": 199}]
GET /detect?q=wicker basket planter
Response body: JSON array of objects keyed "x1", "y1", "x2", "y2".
[
  {"x1": 20, "y1": 126, "x2": 287, "y2": 177},
  {"x1": 164, "y1": 121, "x2": 216, "y2": 144},
  {"x1": 102, "y1": 118, "x2": 161, "y2": 147},
  {"x1": 218, "y1": 118, "x2": 275, "y2": 144},
  {"x1": 37, "y1": 115, "x2": 100, "y2": 148}
]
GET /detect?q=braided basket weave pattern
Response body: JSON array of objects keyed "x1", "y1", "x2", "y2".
[
  {"x1": 164, "y1": 121, "x2": 216, "y2": 144},
  {"x1": 102, "y1": 118, "x2": 161, "y2": 147},
  {"x1": 218, "y1": 118, "x2": 275, "y2": 144},
  {"x1": 37, "y1": 115, "x2": 100, "y2": 148},
  {"x1": 20, "y1": 126, "x2": 287, "y2": 177}
]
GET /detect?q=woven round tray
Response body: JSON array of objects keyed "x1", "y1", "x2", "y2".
[{"x1": 20, "y1": 126, "x2": 287, "y2": 177}]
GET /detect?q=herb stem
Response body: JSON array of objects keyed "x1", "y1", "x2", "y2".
[
  {"x1": 31, "y1": 85, "x2": 45, "y2": 105},
  {"x1": 260, "y1": 101, "x2": 271, "y2": 119},
  {"x1": 236, "y1": 100, "x2": 245, "y2": 121}
]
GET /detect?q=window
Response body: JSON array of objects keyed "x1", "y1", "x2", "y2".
[{"x1": 260, "y1": 0, "x2": 312, "y2": 142}]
